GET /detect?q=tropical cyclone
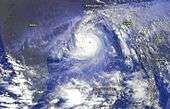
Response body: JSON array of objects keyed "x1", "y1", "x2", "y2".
[{"x1": 0, "y1": 0, "x2": 169, "y2": 109}]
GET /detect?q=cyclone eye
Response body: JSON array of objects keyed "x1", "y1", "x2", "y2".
[{"x1": 70, "y1": 25, "x2": 102, "y2": 60}]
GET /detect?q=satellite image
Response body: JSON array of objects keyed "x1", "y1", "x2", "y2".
[{"x1": 0, "y1": 0, "x2": 170, "y2": 109}]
